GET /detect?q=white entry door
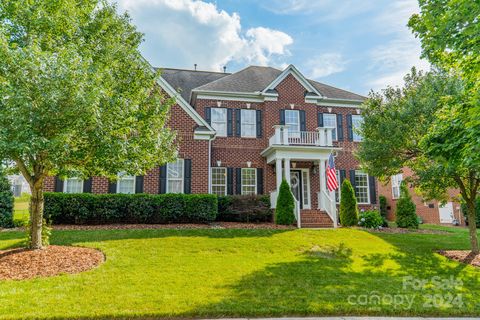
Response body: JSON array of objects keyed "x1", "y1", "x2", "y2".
[{"x1": 439, "y1": 202, "x2": 454, "y2": 223}]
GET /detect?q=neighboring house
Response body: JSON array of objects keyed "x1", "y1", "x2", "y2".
[
  {"x1": 44, "y1": 64, "x2": 379, "y2": 227},
  {"x1": 378, "y1": 167, "x2": 464, "y2": 225},
  {"x1": 7, "y1": 175, "x2": 30, "y2": 197}
]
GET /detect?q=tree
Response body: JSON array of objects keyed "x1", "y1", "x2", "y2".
[
  {"x1": 0, "y1": 0, "x2": 176, "y2": 249},
  {"x1": 395, "y1": 182, "x2": 418, "y2": 229},
  {"x1": 339, "y1": 179, "x2": 358, "y2": 226},
  {"x1": 0, "y1": 169, "x2": 14, "y2": 228},
  {"x1": 357, "y1": 69, "x2": 480, "y2": 252},
  {"x1": 379, "y1": 195, "x2": 389, "y2": 227},
  {"x1": 275, "y1": 179, "x2": 295, "y2": 225}
]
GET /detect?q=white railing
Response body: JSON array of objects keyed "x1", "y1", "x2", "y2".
[
  {"x1": 294, "y1": 199, "x2": 301, "y2": 228},
  {"x1": 318, "y1": 191, "x2": 337, "y2": 228},
  {"x1": 270, "y1": 125, "x2": 333, "y2": 147}
]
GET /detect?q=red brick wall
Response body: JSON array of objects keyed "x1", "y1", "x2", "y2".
[{"x1": 378, "y1": 167, "x2": 464, "y2": 225}]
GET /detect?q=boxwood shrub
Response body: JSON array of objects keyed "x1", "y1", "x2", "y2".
[
  {"x1": 44, "y1": 193, "x2": 218, "y2": 225},
  {"x1": 217, "y1": 194, "x2": 273, "y2": 222}
]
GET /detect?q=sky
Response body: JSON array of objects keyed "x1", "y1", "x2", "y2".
[{"x1": 115, "y1": 0, "x2": 430, "y2": 96}]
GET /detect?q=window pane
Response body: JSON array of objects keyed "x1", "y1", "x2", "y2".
[
  {"x1": 241, "y1": 109, "x2": 256, "y2": 137},
  {"x1": 352, "y1": 115, "x2": 363, "y2": 141},
  {"x1": 167, "y1": 159, "x2": 184, "y2": 194},
  {"x1": 391, "y1": 174, "x2": 402, "y2": 199},
  {"x1": 323, "y1": 113, "x2": 337, "y2": 140},
  {"x1": 355, "y1": 171, "x2": 369, "y2": 203},
  {"x1": 117, "y1": 173, "x2": 135, "y2": 194},
  {"x1": 241, "y1": 168, "x2": 256, "y2": 195},
  {"x1": 211, "y1": 108, "x2": 227, "y2": 136},
  {"x1": 302, "y1": 171, "x2": 309, "y2": 207},
  {"x1": 211, "y1": 167, "x2": 227, "y2": 196},
  {"x1": 285, "y1": 110, "x2": 300, "y2": 133},
  {"x1": 64, "y1": 178, "x2": 83, "y2": 193}
]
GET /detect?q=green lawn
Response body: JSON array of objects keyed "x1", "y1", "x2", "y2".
[
  {"x1": 13, "y1": 194, "x2": 30, "y2": 226},
  {"x1": 0, "y1": 226, "x2": 479, "y2": 319}
]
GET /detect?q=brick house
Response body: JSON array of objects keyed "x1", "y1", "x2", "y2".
[
  {"x1": 378, "y1": 167, "x2": 464, "y2": 225},
  {"x1": 45, "y1": 64, "x2": 379, "y2": 227}
]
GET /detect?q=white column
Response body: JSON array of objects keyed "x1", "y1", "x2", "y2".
[
  {"x1": 319, "y1": 159, "x2": 326, "y2": 210},
  {"x1": 275, "y1": 158, "x2": 283, "y2": 190},
  {"x1": 284, "y1": 158, "x2": 291, "y2": 186}
]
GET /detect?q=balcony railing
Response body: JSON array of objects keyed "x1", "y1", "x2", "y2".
[{"x1": 269, "y1": 125, "x2": 334, "y2": 147}]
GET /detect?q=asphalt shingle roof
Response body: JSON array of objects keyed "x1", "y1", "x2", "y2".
[{"x1": 159, "y1": 65, "x2": 366, "y2": 102}]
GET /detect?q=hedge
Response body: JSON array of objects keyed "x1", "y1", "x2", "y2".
[
  {"x1": 217, "y1": 195, "x2": 272, "y2": 222},
  {"x1": 0, "y1": 172, "x2": 14, "y2": 228},
  {"x1": 44, "y1": 193, "x2": 218, "y2": 224}
]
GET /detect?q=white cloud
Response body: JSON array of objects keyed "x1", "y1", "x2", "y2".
[
  {"x1": 366, "y1": 0, "x2": 430, "y2": 90},
  {"x1": 265, "y1": 0, "x2": 376, "y2": 21},
  {"x1": 305, "y1": 53, "x2": 348, "y2": 79},
  {"x1": 116, "y1": 0, "x2": 293, "y2": 71}
]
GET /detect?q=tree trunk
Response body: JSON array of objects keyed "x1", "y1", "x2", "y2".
[
  {"x1": 29, "y1": 184, "x2": 44, "y2": 250},
  {"x1": 466, "y1": 199, "x2": 479, "y2": 254}
]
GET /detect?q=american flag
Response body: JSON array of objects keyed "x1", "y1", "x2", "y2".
[{"x1": 326, "y1": 153, "x2": 339, "y2": 192}]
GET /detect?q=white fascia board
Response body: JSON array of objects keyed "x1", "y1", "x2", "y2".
[
  {"x1": 313, "y1": 97, "x2": 365, "y2": 108},
  {"x1": 157, "y1": 77, "x2": 215, "y2": 132},
  {"x1": 261, "y1": 145, "x2": 342, "y2": 163},
  {"x1": 262, "y1": 64, "x2": 323, "y2": 97}
]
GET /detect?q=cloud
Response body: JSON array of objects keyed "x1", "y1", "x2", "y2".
[
  {"x1": 305, "y1": 53, "x2": 348, "y2": 79},
  {"x1": 264, "y1": 0, "x2": 376, "y2": 21},
  {"x1": 116, "y1": 0, "x2": 293, "y2": 71},
  {"x1": 366, "y1": 0, "x2": 430, "y2": 90}
]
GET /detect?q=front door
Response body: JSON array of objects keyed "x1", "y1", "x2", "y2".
[
  {"x1": 439, "y1": 202, "x2": 454, "y2": 223},
  {"x1": 290, "y1": 170, "x2": 303, "y2": 209}
]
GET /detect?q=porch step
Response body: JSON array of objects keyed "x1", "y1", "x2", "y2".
[{"x1": 300, "y1": 209, "x2": 334, "y2": 228}]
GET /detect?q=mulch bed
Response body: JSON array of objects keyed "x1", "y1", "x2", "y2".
[
  {"x1": 52, "y1": 222, "x2": 295, "y2": 231},
  {"x1": 366, "y1": 227, "x2": 450, "y2": 234},
  {"x1": 0, "y1": 245, "x2": 105, "y2": 280},
  {"x1": 438, "y1": 250, "x2": 480, "y2": 268}
]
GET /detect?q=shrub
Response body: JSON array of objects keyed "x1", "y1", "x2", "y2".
[
  {"x1": 358, "y1": 210, "x2": 383, "y2": 229},
  {"x1": 44, "y1": 193, "x2": 218, "y2": 225},
  {"x1": 395, "y1": 182, "x2": 418, "y2": 229},
  {"x1": 339, "y1": 179, "x2": 358, "y2": 226},
  {"x1": 0, "y1": 171, "x2": 14, "y2": 228},
  {"x1": 275, "y1": 179, "x2": 295, "y2": 225},
  {"x1": 379, "y1": 195, "x2": 389, "y2": 227},
  {"x1": 217, "y1": 195, "x2": 272, "y2": 222}
]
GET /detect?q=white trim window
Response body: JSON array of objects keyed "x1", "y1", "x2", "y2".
[
  {"x1": 391, "y1": 174, "x2": 403, "y2": 199},
  {"x1": 241, "y1": 168, "x2": 257, "y2": 195},
  {"x1": 355, "y1": 171, "x2": 370, "y2": 204},
  {"x1": 117, "y1": 173, "x2": 136, "y2": 194},
  {"x1": 285, "y1": 110, "x2": 300, "y2": 134},
  {"x1": 63, "y1": 178, "x2": 83, "y2": 193},
  {"x1": 323, "y1": 113, "x2": 337, "y2": 141},
  {"x1": 211, "y1": 167, "x2": 227, "y2": 196},
  {"x1": 352, "y1": 115, "x2": 363, "y2": 142},
  {"x1": 241, "y1": 109, "x2": 256, "y2": 137},
  {"x1": 211, "y1": 108, "x2": 227, "y2": 137},
  {"x1": 167, "y1": 159, "x2": 184, "y2": 194}
]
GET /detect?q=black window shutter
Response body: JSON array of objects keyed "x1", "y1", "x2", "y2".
[
  {"x1": 235, "y1": 168, "x2": 242, "y2": 195},
  {"x1": 54, "y1": 177, "x2": 64, "y2": 192},
  {"x1": 235, "y1": 109, "x2": 241, "y2": 136},
  {"x1": 346, "y1": 114, "x2": 353, "y2": 141},
  {"x1": 337, "y1": 114, "x2": 344, "y2": 141},
  {"x1": 184, "y1": 159, "x2": 192, "y2": 194},
  {"x1": 83, "y1": 178, "x2": 93, "y2": 193},
  {"x1": 349, "y1": 170, "x2": 357, "y2": 195},
  {"x1": 205, "y1": 107, "x2": 211, "y2": 125},
  {"x1": 279, "y1": 109, "x2": 285, "y2": 125},
  {"x1": 369, "y1": 175, "x2": 377, "y2": 204},
  {"x1": 256, "y1": 168, "x2": 264, "y2": 195},
  {"x1": 300, "y1": 110, "x2": 306, "y2": 132},
  {"x1": 108, "y1": 181, "x2": 117, "y2": 194},
  {"x1": 227, "y1": 168, "x2": 234, "y2": 195},
  {"x1": 159, "y1": 165, "x2": 167, "y2": 194},
  {"x1": 256, "y1": 110, "x2": 262, "y2": 138},
  {"x1": 227, "y1": 109, "x2": 233, "y2": 137},
  {"x1": 135, "y1": 175, "x2": 144, "y2": 193},
  {"x1": 340, "y1": 170, "x2": 346, "y2": 186},
  {"x1": 317, "y1": 112, "x2": 324, "y2": 127}
]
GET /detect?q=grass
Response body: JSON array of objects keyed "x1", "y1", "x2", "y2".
[
  {"x1": 13, "y1": 193, "x2": 29, "y2": 227},
  {"x1": 0, "y1": 225, "x2": 479, "y2": 319}
]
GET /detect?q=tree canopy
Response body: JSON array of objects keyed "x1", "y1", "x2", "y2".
[{"x1": 0, "y1": 0, "x2": 176, "y2": 248}]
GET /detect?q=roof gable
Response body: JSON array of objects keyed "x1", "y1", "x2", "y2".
[{"x1": 262, "y1": 64, "x2": 323, "y2": 97}]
